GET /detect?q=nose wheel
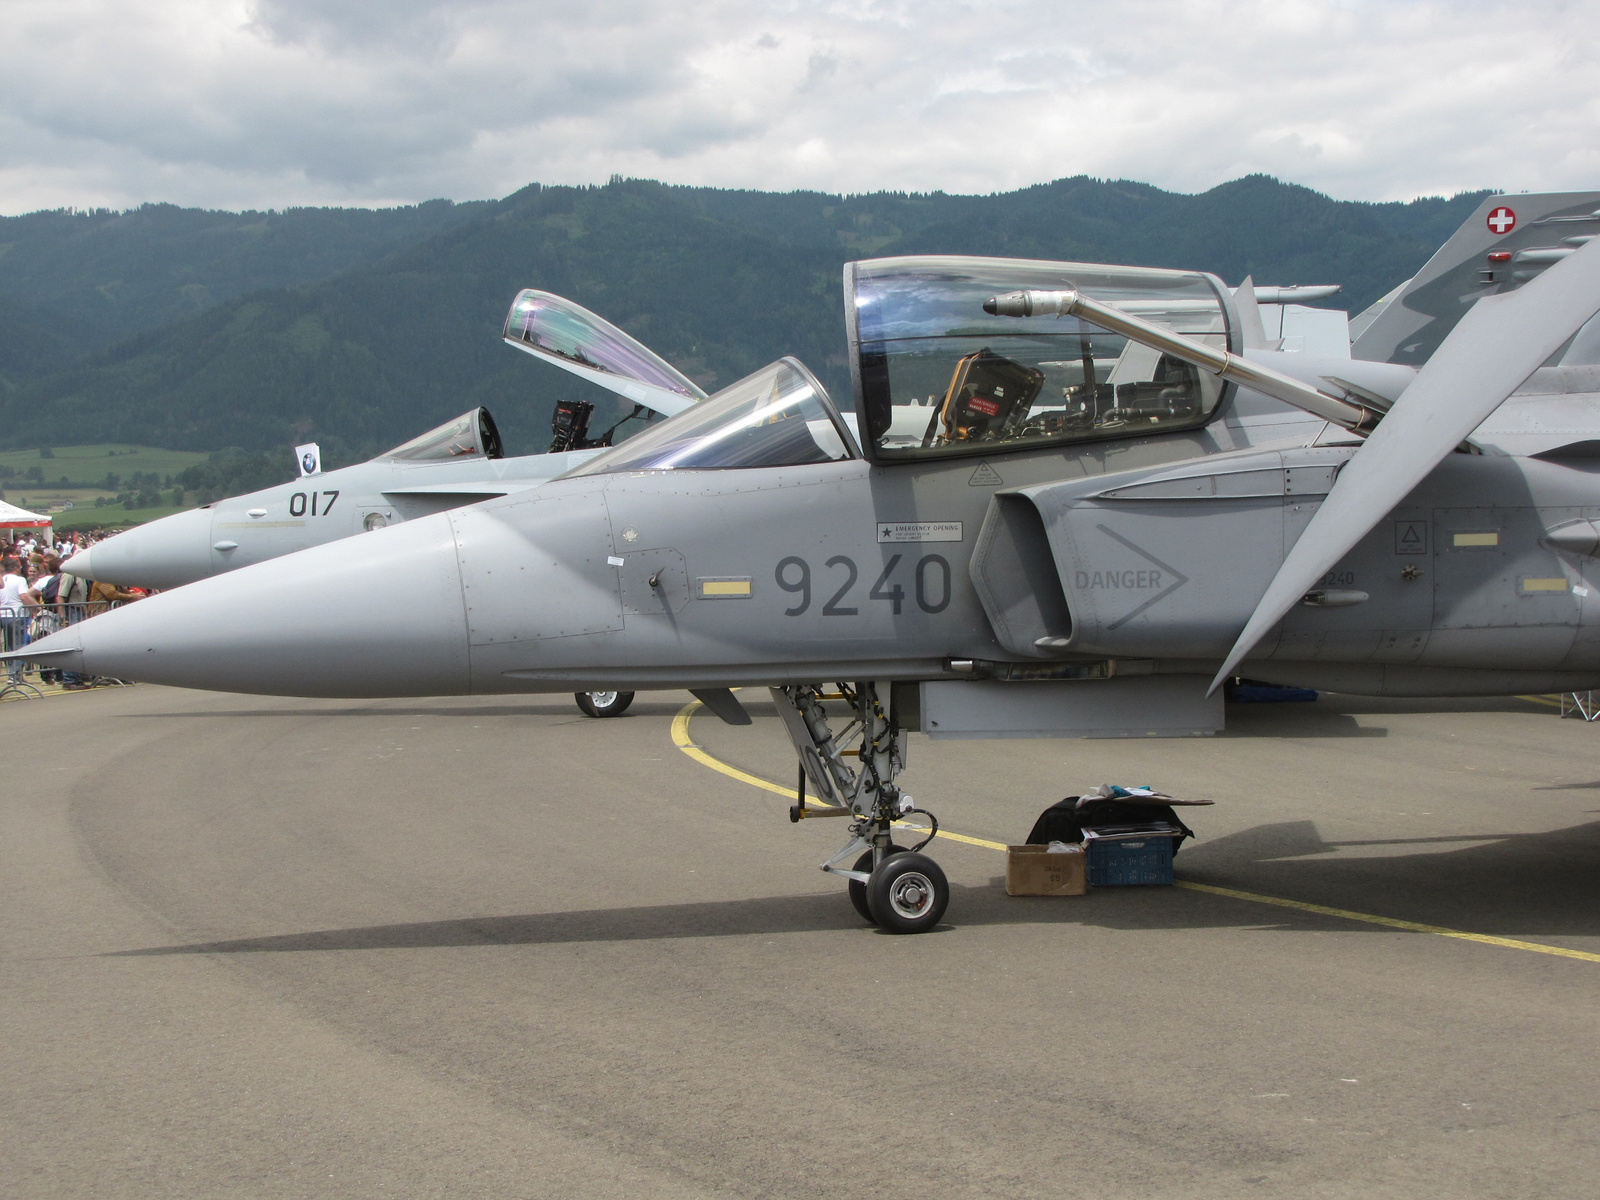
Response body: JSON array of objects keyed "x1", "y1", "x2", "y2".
[
  {"x1": 867, "y1": 852, "x2": 949, "y2": 933},
  {"x1": 775, "y1": 682, "x2": 949, "y2": 934}
]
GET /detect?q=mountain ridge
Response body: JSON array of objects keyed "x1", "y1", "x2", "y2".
[{"x1": 0, "y1": 175, "x2": 1491, "y2": 465}]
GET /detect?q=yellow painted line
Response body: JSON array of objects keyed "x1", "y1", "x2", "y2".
[
  {"x1": 1518, "y1": 694, "x2": 1564, "y2": 709},
  {"x1": 671, "y1": 699, "x2": 1600, "y2": 964},
  {"x1": 671, "y1": 700, "x2": 793, "y2": 797},
  {"x1": 1175, "y1": 880, "x2": 1600, "y2": 963}
]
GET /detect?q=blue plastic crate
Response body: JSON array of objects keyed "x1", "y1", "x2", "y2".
[{"x1": 1086, "y1": 837, "x2": 1175, "y2": 886}]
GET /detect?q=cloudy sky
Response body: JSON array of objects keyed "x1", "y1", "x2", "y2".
[{"x1": 2, "y1": 0, "x2": 1596, "y2": 214}]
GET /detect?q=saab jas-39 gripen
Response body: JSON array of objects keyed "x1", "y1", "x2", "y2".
[{"x1": 21, "y1": 191, "x2": 1600, "y2": 933}]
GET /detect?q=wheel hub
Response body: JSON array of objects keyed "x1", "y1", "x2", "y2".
[{"x1": 889, "y1": 873, "x2": 933, "y2": 918}]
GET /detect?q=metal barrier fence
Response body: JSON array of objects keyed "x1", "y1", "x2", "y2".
[{"x1": 1, "y1": 600, "x2": 131, "y2": 699}]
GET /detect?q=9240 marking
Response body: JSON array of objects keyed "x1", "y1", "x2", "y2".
[
  {"x1": 775, "y1": 554, "x2": 950, "y2": 616},
  {"x1": 288, "y1": 490, "x2": 340, "y2": 517}
]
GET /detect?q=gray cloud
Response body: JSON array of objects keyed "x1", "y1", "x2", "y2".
[{"x1": 1, "y1": 0, "x2": 1596, "y2": 214}]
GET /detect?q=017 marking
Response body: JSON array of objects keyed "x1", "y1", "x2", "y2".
[{"x1": 289, "y1": 490, "x2": 340, "y2": 517}]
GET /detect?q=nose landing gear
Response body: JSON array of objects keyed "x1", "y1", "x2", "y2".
[{"x1": 774, "y1": 682, "x2": 949, "y2": 934}]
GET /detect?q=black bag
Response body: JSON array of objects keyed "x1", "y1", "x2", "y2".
[{"x1": 1026, "y1": 796, "x2": 1194, "y2": 851}]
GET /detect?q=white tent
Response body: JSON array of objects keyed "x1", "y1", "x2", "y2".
[{"x1": 0, "y1": 499, "x2": 51, "y2": 533}]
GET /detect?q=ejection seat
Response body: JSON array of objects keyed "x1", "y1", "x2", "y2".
[{"x1": 936, "y1": 349, "x2": 1045, "y2": 443}]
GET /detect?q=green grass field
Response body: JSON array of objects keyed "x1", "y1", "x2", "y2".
[
  {"x1": 49, "y1": 503, "x2": 194, "y2": 531},
  {"x1": 0, "y1": 445, "x2": 209, "y2": 531},
  {"x1": 0, "y1": 444, "x2": 209, "y2": 482}
]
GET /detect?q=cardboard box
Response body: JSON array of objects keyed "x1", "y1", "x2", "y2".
[{"x1": 1005, "y1": 844, "x2": 1088, "y2": 896}]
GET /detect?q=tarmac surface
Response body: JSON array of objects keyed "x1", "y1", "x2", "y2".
[{"x1": 3, "y1": 682, "x2": 1599, "y2": 1199}]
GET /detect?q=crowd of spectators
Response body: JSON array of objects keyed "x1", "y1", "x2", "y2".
[{"x1": 1, "y1": 528, "x2": 148, "y2": 692}]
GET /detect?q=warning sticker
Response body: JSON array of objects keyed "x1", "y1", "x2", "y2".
[
  {"x1": 1394, "y1": 519, "x2": 1428, "y2": 555},
  {"x1": 877, "y1": 522, "x2": 963, "y2": 543}
]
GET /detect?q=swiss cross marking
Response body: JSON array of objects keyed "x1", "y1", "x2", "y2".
[{"x1": 1487, "y1": 206, "x2": 1516, "y2": 235}]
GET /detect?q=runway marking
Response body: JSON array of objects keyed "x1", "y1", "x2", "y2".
[
  {"x1": 672, "y1": 699, "x2": 1600, "y2": 964},
  {"x1": 1174, "y1": 881, "x2": 1600, "y2": 963},
  {"x1": 671, "y1": 702, "x2": 793, "y2": 798},
  {"x1": 1518, "y1": 694, "x2": 1564, "y2": 709}
]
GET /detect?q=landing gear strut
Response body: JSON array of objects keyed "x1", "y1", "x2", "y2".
[{"x1": 773, "y1": 682, "x2": 949, "y2": 933}]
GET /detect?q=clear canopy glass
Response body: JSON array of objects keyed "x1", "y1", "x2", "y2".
[
  {"x1": 565, "y1": 358, "x2": 855, "y2": 474},
  {"x1": 503, "y1": 290, "x2": 706, "y2": 415},
  {"x1": 381, "y1": 407, "x2": 503, "y2": 461},
  {"x1": 848, "y1": 256, "x2": 1233, "y2": 460}
]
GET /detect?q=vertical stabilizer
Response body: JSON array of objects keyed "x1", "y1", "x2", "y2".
[{"x1": 1352, "y1": 191, "x2": 1600, "y2": 366}]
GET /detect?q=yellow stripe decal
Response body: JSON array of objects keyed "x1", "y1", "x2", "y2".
[
  {"x1": 1521, "y1": 577, "x2": 1569, "y2": 593},
  {"x1": 1453, "y1": 531, "x2": 1498, "y2": 547},
  {"x1": 701, "y1": 579, "x2": 752, "y2": 597},
  {"x1": 672, "y1": 699, "x2": 1599, "y2": 964}
]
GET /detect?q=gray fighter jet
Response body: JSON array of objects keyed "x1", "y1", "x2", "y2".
[
  {"x1": 21, "y1": 209, "x2": 1600, "y2": 934},
  {"x1": 63, "y1": 290, "x2": 705, "y2": 719},
  {"x1": 63, "y1": 290, "x2": 705, "y2": 592}
]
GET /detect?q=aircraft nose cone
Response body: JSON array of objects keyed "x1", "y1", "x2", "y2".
[
  {"x1": 30, "y1": 514, "x2": 471, "y2": 697},
  {"x1": 72, "y1": 507, "x2": 218, "y2": 588}
]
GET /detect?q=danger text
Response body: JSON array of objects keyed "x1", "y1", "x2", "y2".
[{"x1": 1074, "y1": 569, "x2": 1163, "y2": 590}]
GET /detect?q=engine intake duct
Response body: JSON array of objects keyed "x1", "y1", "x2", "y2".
[{"x1": 969, "y1": 493, "x2": 1074, "y2": 658}]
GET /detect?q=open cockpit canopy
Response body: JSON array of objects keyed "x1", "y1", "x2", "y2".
[
  {"x1": 381, "y1": 407, "x2": 504, "y2": 461},
  {"x1": 846, "y1": 256, "x2": 1236, "y2": 461},
  {"x1": 503, "y1": 290, "x2": 706, "y2": 417},
  {"x1": 564, "y1": 358, "x2": 856, "y2": 475}
]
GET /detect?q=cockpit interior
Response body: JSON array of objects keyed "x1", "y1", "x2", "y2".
[{"x1": 847, "y1": 256, "x2": 1232, "y2": 460}]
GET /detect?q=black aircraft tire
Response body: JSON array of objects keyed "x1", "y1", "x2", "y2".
[
  {"x1": 847, "y1": 846, "x2": 906, "y2": 923},
  {"x1": 575, "y1": 691, "x2": 635, "y2": 718},
  {"x1": 866, "y1": 853, "x2": 949, "y2": 934}
]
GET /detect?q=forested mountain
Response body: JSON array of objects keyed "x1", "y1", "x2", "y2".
[
  {"x1": 0, "y1": 176, "x2": 1490, "y2": 465},
  {"x1": 679, "y1": 175, "x2": 1483, "y2": 309},
  {"x1": 0, "y1": 293, "x2": 77, "y2": 391},
  {"x1": 0, "y1": 199, "x2": 493, "y2": 350}
]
